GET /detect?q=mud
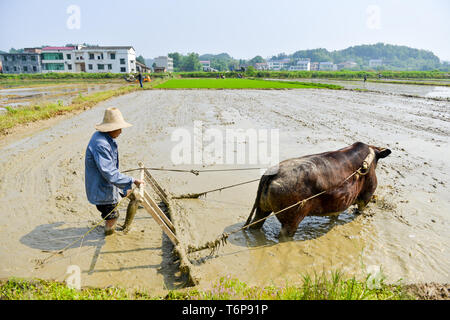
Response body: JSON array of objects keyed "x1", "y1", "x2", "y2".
[
  {"x1": 0, "y1": 88, "x2": 449, "y2": 293},
  {"x1": 277, "y1": 78, "x2": 450, "y2": 99},
  {"x1": 0, "y1": 83, "x2": 124, "y2": 108}
]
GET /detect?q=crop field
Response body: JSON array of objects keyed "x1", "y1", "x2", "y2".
[{"x1": 154, "y1": 78, "x2": 343, "y2": 89}]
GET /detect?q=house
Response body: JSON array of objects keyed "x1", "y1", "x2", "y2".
[
  {"x1": 318, "y1": 62, "x2": 337, "y2": 71},
  {"x1": 153, "y1": 66, "x2": 167, "y2": 73},
  {"x1": 267, "y1": 59, "x2": 290, "y2": 71},
  {"x1": 289, "y1": 59, "x2": 310, "y2": 71},
  {"x1": 136, "y1": 61, "x2": 151, "y2": 73},
  {"x1": 40, "y1": 46, "x2": 76, "y2": 72},
  {"x1": 255, "y1": 62, "x2": 269, "y2": 70},
  {"x1": 154, "y1": 56, "x2": 173, "y2": 72},
  {"x1": 1, "y1": 48, "x2": 42, "y2": 74},
  {"x1": 310, "y1": 62, "x2": 320, "y2": 71},
  {"x1": 1, "y1": 45, "x2": 141, "y2": 74},
  {"x1": 78, "y1": 46, "x2": 136, "y2": 73},
  {"x1": 200, "y1": 60, "x2": 211, "y2": 71},
  {"x1": 337, "y1": 61, "x2": 358, "y2": 70},
  {"x1": 369, "y1": 59, "x2": 383, "y2": 67}
]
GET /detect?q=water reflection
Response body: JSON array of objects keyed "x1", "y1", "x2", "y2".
[{"x1": 226, "y1": 208, "x2": 358, "y2": 248}]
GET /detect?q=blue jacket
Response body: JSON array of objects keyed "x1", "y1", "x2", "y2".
[{"x1": 85, "y1": 131, "x2": 134, "y2": 205}]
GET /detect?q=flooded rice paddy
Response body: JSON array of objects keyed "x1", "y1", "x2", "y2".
[{"x1": 0, "y1": 86, "x2": 448, "y2": 293}]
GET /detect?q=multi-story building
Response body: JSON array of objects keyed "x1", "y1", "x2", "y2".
[
  {"x1": 200, "y1": 60, "x2": 210, "y2": 71},
  {"x1": 1, "y1": 45, "x2": 137, "y2": 74},
  {"x1": 289, "y1": 59, "x2": 310, "y2": 71},
  {"x1": 369, "y1": 59, "x2": 383, "y2": 68},
  {"x1": 1, "y1": 48, "x2": 42, "y2": 74},
  {"x1": 255, "y1": 62, "x2": 269, "y2": 70},
  {"x1": 267, "y1": 59, "x2": 290, "y2": 71},
  {"x1": 318, "y1": 61, "x2": 337, "y2": 71},
  {"x1": 337, "y1": 61, "x2": 358, "y2": 70},
  {"x1": 41, "y1": 46, "x2": 76, "y2": 72},
  {"x1": 154, "y1": 56, "x2": 173, "y2": 72},
  {"x1": 79, "y1": 46, "x2": 136, "y2": 73}
]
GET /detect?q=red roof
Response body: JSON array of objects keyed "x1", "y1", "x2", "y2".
[{"x1": 42, "y1": 46, "x2": 75, "y2": 51}]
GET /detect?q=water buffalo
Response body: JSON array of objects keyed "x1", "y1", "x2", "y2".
[{"x1": 244, "y1": 142, "x2": 391, "y2": 237}]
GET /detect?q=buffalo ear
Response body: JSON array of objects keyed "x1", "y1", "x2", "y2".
[{"x1": 376, "y1": 148, "x2": 391, "y2": 159}]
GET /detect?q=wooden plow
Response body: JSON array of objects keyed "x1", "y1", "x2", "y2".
[{"x1": 132, "y1": 162, "x2": 199, "y2": 285}]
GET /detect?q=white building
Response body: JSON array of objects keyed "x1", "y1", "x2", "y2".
[
  {"x1": 319, "y1": 62, "x2": 337, "y2": 71},
  {"x1": 369, "y1": 59, "x2": 383, "y2": 67},
  {"x1": 267, "y1": 59, "x2": 290, "y2": 70},
  {"x1": 79, "y1": 46, "x2": 136, "y2": 73},
  {"x1": 41, "y1": 46, "x2": 77, "y2": 72},
  {"x1": 200, "y1": 60, "x2": 210, "y2": 71},
  {"x1": 154, "y1": 56, "x2": 174, "y2": 72},
  {"x1": 337, "y1": 61, "x2": 358, "y2": 70},
  {"x1": 289, "y1": 59, "x2": 310, "y2": 71},
  {"x1": 41, "y1": 45, "x2": 136, "y2": 73},
  {"x1": 255, "y1": 62, "x2": 269, "y2": 70}
]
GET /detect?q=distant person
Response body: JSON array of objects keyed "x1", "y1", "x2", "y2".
[
  {"x1": 364, "y1": 74, "x2": 367, "y2": 83},
  {"x1": 137, "y1": 72, "x2": 143, "y2": 88},
  {"x1": 85, "y1": 108, "x2": 144, "y2": 235}
]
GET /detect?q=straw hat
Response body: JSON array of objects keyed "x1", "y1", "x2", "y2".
[{"x1": 95, "y1": 107, "x2": 132, "y2": 132}]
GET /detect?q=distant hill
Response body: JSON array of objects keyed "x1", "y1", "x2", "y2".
[{"x1": 290, "y1": 43, "x2": 442, "y2": 70}]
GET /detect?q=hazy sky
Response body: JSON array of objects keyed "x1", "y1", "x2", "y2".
[{"x1": 1, "y1": 0, "x2": 449, "y2": 61}]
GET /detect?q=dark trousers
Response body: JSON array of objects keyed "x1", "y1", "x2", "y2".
[
  {"x1": 139, "y1": 79, "x2": 143, "y2": 88},
  {"x1": 96, "y1": 203, "x2": 119, "y2": 220}
]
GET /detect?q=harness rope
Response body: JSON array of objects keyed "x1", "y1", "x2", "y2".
[
  {"x1": 37, "y1": 151, "x2": 375, "y2": 264},
  {"x1": 186, "y1": 155, "x2": 373, "y2": 256},
  {"x1": 122, "y1": 167, "x2": 265, "y2": 176}
]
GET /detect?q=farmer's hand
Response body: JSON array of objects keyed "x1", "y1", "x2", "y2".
[{"x1": 134, "y1": 179, "x2": 144, "y2": 188}]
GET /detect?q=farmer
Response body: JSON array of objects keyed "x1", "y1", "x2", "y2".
[
  {"x1": 85, "y1": 107, "x2": 144, "y2": 235},
  {"x1": 137, "y1": 72, "x2": 143, "y2": 88}
]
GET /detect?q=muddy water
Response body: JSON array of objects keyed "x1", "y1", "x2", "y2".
[
  {"x1": 0, "y1": 83, "x2": 125, "y2": 108},
  {"x1": 277, "y1": 78, "x2": 450, "y2": 99},
  {"x1": 0, "y1": 89, "x2": 449, "y2": 292}
]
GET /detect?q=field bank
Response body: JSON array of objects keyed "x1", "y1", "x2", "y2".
[{"x1": 0, "y1": 88, "x2": 448, "y2": 292}]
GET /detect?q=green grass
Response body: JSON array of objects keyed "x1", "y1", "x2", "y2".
[
  {"x1": 154, "y1": 78, "x2": 343, "y2": 90},
  {"x1": 177, "y1": 70, "x2": 450, "y2": 80},
  {"x1": 0, "y1": 272, "x2": 416, "y2": 300}
]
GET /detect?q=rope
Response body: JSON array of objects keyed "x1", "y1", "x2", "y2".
[
  {"x1": 122, "y1": 166, "x2": 265, "y2": 176},
  {"x1": 173, "y1": 178, "x2": 261, "y2": 199},
  {"x1": 187, "y1": 166, "x2": 364, "y2": 256},
  {"x1": 34, "y1": 190, "x2": 134, "y2": 268}
]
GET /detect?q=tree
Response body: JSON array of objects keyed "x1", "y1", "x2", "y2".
[
  {"x1": 245, "y1": 66, "x2": 256, "y2": 76},
  {"x1": 248, "y1": 55, "x2": 265, "y2": 66},
  {"x1": 180, "y1": 52, "x2": 201, "y2": 71},
  {"x1": 136, "y1": 55, "x2": 146, "y2": 65},
  {"x1": 168, "y1": 52, "x2": 182, "y2": 71}
]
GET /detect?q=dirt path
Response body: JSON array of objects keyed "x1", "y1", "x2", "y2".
[{"x1": 0, "y1": 89, "x2": 448, "y2": 292}]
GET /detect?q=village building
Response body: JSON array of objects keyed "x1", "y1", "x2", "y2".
[
  {"x1": 255, "y1": 62, "x2": 269, "y2": 70},
  {"x1": 1, "y1": 48, "x2": 42, "y2": 74},
  {"x1": 200, "y1": 60, "x2": 210, "y2": 71},
  {"x1": 154, "y1": 56, "x2": 174, "y2": 72},
  {"x1": 318, "y1": 61, "x2": 338, "y2": 71},
  {"x1": 0, "y1": 45, "x2": 138, "y2": 74},
  {"x1": 289, "y1": 59, "x2": 311, "y2": 71},
  {"x1": 369, "y1": 59, "x2": 383, "y2": 68},
  {"x1": 267, "y1": 58, "x2": 290, "y2": 71},
  {"x1": 337, "y1": 61, "x2": 358, "y2": 70}
]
